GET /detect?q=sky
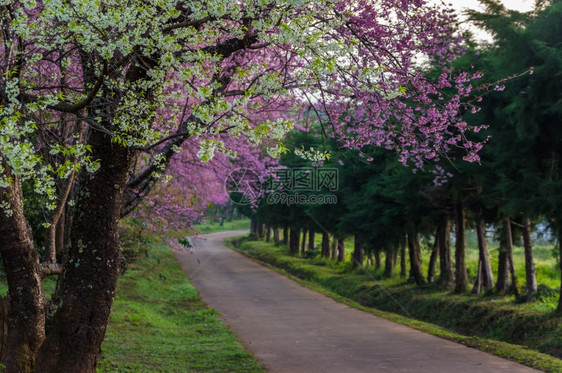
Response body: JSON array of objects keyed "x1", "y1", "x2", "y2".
[{"x1": 439, "y1": 0, "x2": 536, "y2": 42}]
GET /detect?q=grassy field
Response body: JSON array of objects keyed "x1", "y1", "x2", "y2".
[
  {"x1": 193, "y1": 218, "x2": 250, "y2": 235},
  {"x1": 228, "y1": 234, "x2": 562, "y2": 372},
  {"x1": 97, "y1": 238, "x2": 263, "y2": 372}
]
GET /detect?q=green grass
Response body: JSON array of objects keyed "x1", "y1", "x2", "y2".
[
  {"x1": 228, "y1": 235, "x2": 562, "y2": 372},
  {"x1": 97, "y1": 239, "x2": 264, "y2": 372},
  {"x1": 193, "y1": 218, "x2": 250, "y2": 235}
]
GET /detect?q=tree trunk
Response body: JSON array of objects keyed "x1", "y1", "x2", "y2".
[
  {"x1": 473, "y1": 260, "x2": 483, "y2": 294},
  {"x1": 289, "y1": 228, "x2": 300, "y2": 255},
  {"x1": 383, "y1": 247, "x2": 394, "y2": 278},
  {"x1": 521, "y1": 215, "x2": 537, "y2": 301},
  {"x1": 283, "y1": 226, "x2": 289, "y2": 246},
  {"x1": 427, "y1": 228, "x2": 439, "y2": 283},
  {"x1": 45, "y1": 172, "x2": 76, "y2": 264},
  {"x1": 438, "y1": 218, "x2": 454, "y2": 288},
  {"x1": 557, "y1": 230, "x2": 562, "y2": 314},
  {"x1": 505, "y1": 218, "x2": 520, "y2": 297},
  {"x1": 496, "y1": 246, "x2": 510, "y2": 293},
  {"x1": 400, "y1": 239, "x2": 407, "y2": 278},
  {"x1": 36, "y1": 129, "x2": 135, "y2": 372},
  {"x1": 331, "y1": 237, "x2": 338, "y2": 260},
  {"x1": 301, "y1": 229, "x2": 307, "y2": 253},
  {"x1": 250, "y1": 217, "x2": 257, "y2": 234},
  {"x1": 407, "y1": 230, "x2": 425, "y2": 285},
  {"x1": 308, "y1": 230, "x2": 315, "y2": 252},
  {"x1": 0, "y1": 172, "x2": 46, "y2": 372},
  {"x1": 352, "y1": 234, "x2": 364, "y2": 269},
  {"x1": 265, "y1": 226, "x2": 271, "y2": 243},
  {"x1": 337, "y1": 237, "x2": 345, "y2": 262},
  {"x1": 273, "y1": 227, "x2": 280, "y2": 245},
  {"x1": 454, "y1": 200, "x2": 468, "y2": 293},
  {"x1": 321, "y1": 232, "x2": 330, "y2": 258},
  {"x1": 374, "y1": 250, "x2": 382, "y2": 270},
  {"x1": 475, "y1": 217, "x2": 494, "y2": 292}
]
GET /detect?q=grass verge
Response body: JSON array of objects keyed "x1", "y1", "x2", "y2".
[
  {"x1": 193, "y1": 219, "x2": 250, "y2": 235},
  {"x1": 97, "y1": 238, "x2": 264, "y2": 372},
  {"x1": 227, "y1": 235, "x2": 562, "y2": 373}
]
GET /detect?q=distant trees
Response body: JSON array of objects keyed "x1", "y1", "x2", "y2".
[{"x1": 246, "y1": 0, "x2": 562, "y2": 312}]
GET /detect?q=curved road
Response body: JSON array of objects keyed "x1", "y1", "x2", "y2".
[{"x1": 175, "y1": 231, "x2": 540, "y2": 373}]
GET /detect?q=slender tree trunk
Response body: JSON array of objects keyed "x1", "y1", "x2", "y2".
[
  {"x1": 374, "y1": 250, "x2": 382, "y2": 270},
  {"x1": 273, "y1": 227, "x2": 280, "y2": 245},
  {"x1": 557, "y1": 230, "x2": 562, "y2": 314},
  {"x1": 473, "y1": 260, "x2": 483, "y2": 294},
  {"x1": 0, "y1": 171, "x2": 46, "y2": 372},
  {"x1": 407, "y1": 229, "x2": 425, "y2": 285},
  {"x1": 505, "y1": 218, "x2": 520, "y2": 297},
  {"x1": 438, "y1": 218, "x2": 454, "y2": 288},
  {"x1": 496, "y1": 246, "x2": 510, "y2": 293},
  {"x1": 265, "y1": 226, "x2": 271, "y2": 243},
  {"x1": 45, "y1": 172, "x2": 76, "y2": 264},
  {"x1": 384, "y1": 247, "x2": 394, "y2": 278},
  {"x1": 55, "y1": 209, "x2": 66, "y2": 263},
  {"x1": 352, "y1": 234, "x2": 365, "y2": 269},
  {"x1": 521, "y1": 216, "x2": 537, "y2": 301},
  {"x1": 475, "y1": 217, "x2": 494, "y2": 292},
  {"x1": 321, "y1": 232, "x2": 330, "y2": 258},
  {"x1": 36, "y1": 130, "x2": 135, "y2": 372},
  {"x1": 331, "y1": 237, "x2": 337, "y2": 259},
  {"x1": 283, "y1": 226, "x2": 289, "y2": 246},
  {"x1": 337, "y1": 237, "x2": 345, "y2": 263},
  {"x1": 454, "y1": 200, "x2": 468, "y2": 293},
  {"x1": 308, "y1": 230, "x2": 315, "y2": 251},
  {"x1": 427, "y1": 228, "x2": 439, "y2": 283},
  {"x1": 301, "y1": 229, "x2": 307, "y2": 253},
  {"x1": 400, "y1": 239, "x2": 407, "y2": 278}
]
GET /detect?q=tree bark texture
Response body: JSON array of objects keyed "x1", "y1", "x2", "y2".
[
  {"x1": 407, "y1": 230, "x2": 425, "y2": 285},
  {"x1": 36, "y1": 130, "x2": 135, "y2": 372},
  {"x1": 438, "y1": 218, "x2": 454, "y2": 288},
  {"x1": 521, "y1": 216, "x2": 538, "y2": 300}
]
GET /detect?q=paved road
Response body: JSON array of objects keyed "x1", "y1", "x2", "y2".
[{"x1": 175, "y1": 231, "x2": 540, "y2": 373}]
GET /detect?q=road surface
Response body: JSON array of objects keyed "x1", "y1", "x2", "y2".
[{"x1": 175, "y1": 231, "x2": 540, "y2": 373}]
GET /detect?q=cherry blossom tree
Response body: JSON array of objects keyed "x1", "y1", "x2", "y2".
[{"x1": 0, "y1": 0, "x2": 484, "y2": 370}]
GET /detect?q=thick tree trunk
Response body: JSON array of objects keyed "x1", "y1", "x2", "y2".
[
  {"x1": 504, "y1": 218, "x2": 520, "y2": 297},
  {"x1": 438, "y1": 218, "x2": 454, "y2": 288},
  {"x1": 475, "y1": 217, "x2": 494, "y2": 292},
  {"x1": 289, "y1": 228, "x2": 300, "y2": 255},
  {"x1": 273, "y1": 227, "x2": 280, "y2": 245},
  {"x1": 0, "y1": 172, "x2": 46, "y2": 372},
  {"x1": 454, "y1": 201, "x2": 468, "y2": 293},
  {"x1": 407, "y1": 230, "x2": 425, "y2": 285},
  {"x1": 308, "y1": 230, "x2": 315, "y2": 251},
  {"x1": 337, "y1": 237, "x2": 345, "y2": 263},
  {"x1": 250, "y1": 217, "x2": 257, "y2": 234},
  {"x1": 36, "y1": 130, "x2": 135, "y2": 372},
  {"x1": 321, "y1": 232, "x2": 330, "y2": 258},
  {"x1": 473, "y1": 261, "x2": 483, "y2": 294},
  {"x1": 383, "y1": 247, "x2": 394, "y2": 278},
  {"x1": 427, "y1": 228, "x2": 439, "y2": 283},
  {"x1": 521, "y1": 216, "x2": 538, "y2": 301},
  {"x1": 283, "y1": 226, "x2": 289, "y2": 246}
]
